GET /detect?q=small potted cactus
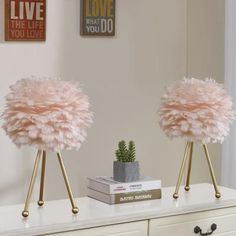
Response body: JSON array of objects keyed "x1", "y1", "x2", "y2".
[{"x1": 113, "y1": 140, "x2": 140, "y2": 182}]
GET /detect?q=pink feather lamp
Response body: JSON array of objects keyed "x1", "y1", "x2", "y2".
[
  {"x1": 159, "y1": 78, "x2": 235, "y2": 199},
  {"x1": 2, "y1": 77, "x2": 93, "y2": 217}
]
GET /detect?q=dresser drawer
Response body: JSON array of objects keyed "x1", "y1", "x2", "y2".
[
  {"x1": 217, "y1": 232, "x2": 236, "y2": 236},
  {"x1": 49, "y1": 220, "x2": 148, "y2": 236},
  {"x1": 149, "y1": 207, "x2": 236, "y2": 236}
]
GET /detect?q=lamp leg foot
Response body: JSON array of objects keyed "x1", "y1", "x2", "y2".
[
  {"x1": 72, "y1": 207, "x2": 79, "y2": 214},
  {"x1": 173, "y1": 193, "x2": 179, "y2": 199},
  {"x1": 37, "y1": 200, "x2": 44, "y2": 206},
  {"x1": 22, "y1": 211, "x2": 29, "y2": 218}
]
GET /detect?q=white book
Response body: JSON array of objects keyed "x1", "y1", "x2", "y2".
[
  {"x1": 87, "y1": 176, "x2": 162, "y2": 194},
  {"x1": 88, "y1": 188, "x2": 162, "y2": 205}
]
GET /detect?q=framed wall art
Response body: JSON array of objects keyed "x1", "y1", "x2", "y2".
[
  {"x1": 5, "y1": 0, "x2": 46, "y2": 41},
  {"x1": 80, "y1": 0, "x2": 115, "y2": 36}
]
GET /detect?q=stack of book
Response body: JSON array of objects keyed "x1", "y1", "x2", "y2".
[{"x1": 87, "y1": 176, "x2": 162, "y2": 204}]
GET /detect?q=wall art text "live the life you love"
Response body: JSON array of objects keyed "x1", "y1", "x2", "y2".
[{"x1": 5, "y1": 0, "x2": 46, "y2": 41}]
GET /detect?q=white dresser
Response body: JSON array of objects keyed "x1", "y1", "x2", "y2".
[{"x1": 1, "y1": 183, "x2": 236, "y2": 236}]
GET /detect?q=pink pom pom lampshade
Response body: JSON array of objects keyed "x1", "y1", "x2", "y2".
[
  {"x1": 159, "y1": 78, "x2": 235, "y2": 199},
  {"x1": 2, "y1": 77, "x2": 93, "y2": 218},
  {"x1": 159, "y1": 78, "x2": 234, "y2": 144},
  {"x1": 2, "y1": 77, "x2": 93, "y2": 151}
]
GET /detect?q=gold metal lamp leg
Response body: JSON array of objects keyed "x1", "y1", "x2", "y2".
[
  {"x1": 203, "y1": 144, "x2": 221, "y2": 198},
  {"x1": 38, "y1": 150, "x2": 46, "y2": 206},
  {"x1": 22, "y1": 150, "x2": 42, "y2": 217},
  {"x1": 173, "y1": 142, "x2": 191, "y2": 199},
  {"x1": 57, "y1": 152, "x2": 79, "y2": 214},
  {"x1": 185, "y1": 142, "x2": 194, "y2": 191}
]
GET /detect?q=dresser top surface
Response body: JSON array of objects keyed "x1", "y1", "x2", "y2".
[{"x1": 1, "y1": 183, "x2": 236, "y2": 236}]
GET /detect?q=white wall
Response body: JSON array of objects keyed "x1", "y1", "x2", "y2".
[
  {"x1": 0, "y1": 0, "x2": 224, "y2": 206},
  {"x1": 187, "y1": 0, "x2": 225, "y2": 184},
  {"x1": 222, "y1": 0, "x2": 236, "y2": 189}
]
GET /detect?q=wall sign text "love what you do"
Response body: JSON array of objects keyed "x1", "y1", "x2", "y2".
[
  {"x1": 81, "y1": 0, "x2": 115, "y2": 36},
  {"x1": 5, "y1": 0, "x2": 46, "y2": 41}
]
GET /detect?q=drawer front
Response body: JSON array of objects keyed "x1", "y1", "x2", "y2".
[
  {"x1": 49, "y1": 220, "x2": 148, "y2": 236},
  {"x1": 149, "y1": 207, "x2": 236, "y2": 236},
  {"x1": 216, "y1": 232, "x2": 236, "y2": 236}
]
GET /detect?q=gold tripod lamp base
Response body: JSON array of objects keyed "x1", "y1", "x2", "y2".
[
  {"x1": 173, "y1": 142, "x2": 221, "y2": 199},
  {"x1": 22, "y1": 150, "x2": 79, "y2": 218}
]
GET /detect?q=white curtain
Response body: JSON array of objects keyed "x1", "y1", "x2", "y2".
[{"x1": 221, "y1": 0, "x2": 236, "y2": 188}]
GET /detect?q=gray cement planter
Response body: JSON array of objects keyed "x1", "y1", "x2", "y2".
[{"x1": 113, "y1": 161, "x2": 140, "y2": 182}]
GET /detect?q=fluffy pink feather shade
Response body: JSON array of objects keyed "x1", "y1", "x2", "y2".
[
  {"x1": 159, "y1": 78, "x2": 235, "y2": 143},
  {"x1": 2, "y1": 77, "x2": 93, "y2": 151}
]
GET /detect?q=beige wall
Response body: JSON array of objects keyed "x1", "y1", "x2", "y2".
[
  {"x1": 187, "y1": 0, "x2": 225, "y2": 184},
  {"x1": 0, "y1": 0, "x2": 224, "y2": 206}
]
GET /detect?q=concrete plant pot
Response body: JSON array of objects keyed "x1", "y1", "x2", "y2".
[{"x1": 113, "y1": 161, "x2": 140, "y2": 182}]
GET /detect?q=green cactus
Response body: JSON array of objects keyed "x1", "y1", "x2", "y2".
[
  {"x1": 115, "y1": 140, "x2": 136, "y2": 162},
  {"x1": 128, "y1": 141, "x2": 135, "y2": 162}
]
